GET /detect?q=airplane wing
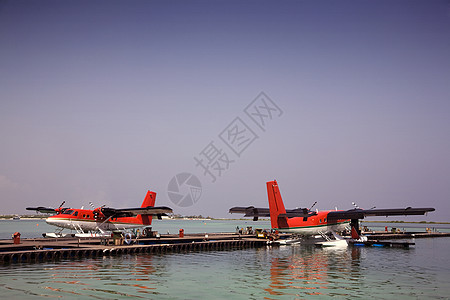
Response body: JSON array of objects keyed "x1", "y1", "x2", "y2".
[
  {"x1": 26, "y1": 207, "x2": 59, "y2": 214},
  {"x1": 282, "y1": 208, "x2": 317, "y2": 218},
  {"x1": 229, "y1": 206, "x2": 315, "y2": 220},
  {"x1": 229, "y1": 206, "x2": 271, "y2": 217},
  {"x1": 327, "y1": 207, "x2": 435, "y2": 220},
  {"x1": 100, "y1": 206, "x2": 173, "y2": 218}
]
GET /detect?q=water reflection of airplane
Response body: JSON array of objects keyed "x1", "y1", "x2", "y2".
[
  {"x1": 230, "y1": 180, "x2": 435, "y2": 244},
  {"x1": 26, "y1": 190, "x2": 172, "y2": 237},
  {"x1": 264, "y1": 246, "x2": 363, "y2": 297}
]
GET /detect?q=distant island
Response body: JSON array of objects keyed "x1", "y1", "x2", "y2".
[{"x1": 0, "y1": 214, "x2": 46, "y2": 220}]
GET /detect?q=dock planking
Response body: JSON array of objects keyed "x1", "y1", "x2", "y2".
[{"x1": 0, "y1": 233, "x2": 267, "y2": 264}]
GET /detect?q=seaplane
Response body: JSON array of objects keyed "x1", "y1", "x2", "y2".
[
  {"x1": 230, "y1": 180, "x2": 435, "y2": 247},
  {"x1": 26, "y1": 190, "x2": 173, "y2": 238}
]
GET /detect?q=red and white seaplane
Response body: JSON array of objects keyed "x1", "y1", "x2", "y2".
[
  {"x1": 27, "y1": 190, "x2": 172, "y2": 238},
  {"x1": 230, "y1": 180, "x2": 435, "y2": 246}
]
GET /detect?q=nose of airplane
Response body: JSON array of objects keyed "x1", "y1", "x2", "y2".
[{"x1": 45, "y1": 218, "x2": 57, "y2": 226}]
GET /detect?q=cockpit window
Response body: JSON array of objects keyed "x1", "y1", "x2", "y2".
[
  {"x1": 63, "y1": 210, "x2": 74, "y2": 215},
  {"x1": 73, "y1": 211, "x2": 78, "y2": 216}
]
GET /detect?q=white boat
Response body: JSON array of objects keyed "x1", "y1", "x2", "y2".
[
  {"x1": 316, "y1": 239, "x2": 348, "y2": 247},
  {"x1": 315, "y1": 232, "x2": 348, "y2": 247},
  {"x1": 277, "y1": 238, "x2": 302, "y2": 245}
]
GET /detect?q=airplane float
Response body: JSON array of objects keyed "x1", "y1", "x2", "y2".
[
  {"x1": 230, "y1": 180, "x2": 435, "y2": 245},
  {"x1": 26, "y1": 190, "x2": 172, "y2": 238}
]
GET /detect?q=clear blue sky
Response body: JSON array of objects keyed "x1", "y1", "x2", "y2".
[{"x1": 1, "y1": 0, "x2": 449, "y2": 221}]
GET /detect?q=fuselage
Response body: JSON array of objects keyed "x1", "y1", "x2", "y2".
[
  {"x1": 46, "y1": 209, "x2": 148, "y2": 232},
  {"x1": 272, "y1": 210, "x2": 350, "y2": 235}
]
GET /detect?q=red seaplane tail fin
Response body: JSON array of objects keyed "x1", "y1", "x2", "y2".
[
  {"x1": 138, "y1": 190, "x2": 157, "y2": 225},
  {"x1": 266, "y1": 180, "x2": 288, "y2": 230},
  {"x1": 141, "y1": 190, "x2": 156, "y2": 208},
  {"x1": 351, "y1": 225, "x2": 360, "y2": 239}
]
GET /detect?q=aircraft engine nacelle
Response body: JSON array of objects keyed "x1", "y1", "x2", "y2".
[
  {"x1": 54, "y1": 208, "x2": 64, "y2": 214},
  {"x1": 93, "y1": 208, "x2": 105, "y2": 220}
]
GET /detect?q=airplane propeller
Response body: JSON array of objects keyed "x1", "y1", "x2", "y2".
[
  {"x1": 308, "y1": 201, "x2": 317, "y2": 211},
  {"x1": 26, "y1": 200, "x2": 67, "y2": 214}
]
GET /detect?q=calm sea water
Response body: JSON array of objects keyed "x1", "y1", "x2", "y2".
[{"x1": 1, "y1": 219, "x2": 449, "y2": 299}]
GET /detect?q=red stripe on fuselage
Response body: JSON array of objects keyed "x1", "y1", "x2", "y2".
[{"x1": 47, "y1": 209, "x2": 148, "y2": 226}]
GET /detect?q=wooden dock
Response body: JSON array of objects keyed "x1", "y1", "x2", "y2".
[
  {"x1": 0, "y1": 233, "x2": 267, "y2": 264},
  {"x1": 1, "y1": 231, "x2": 449, "y2": 264},
  {"x1": 345, "y1": 231, "x2": 450, "y2": 248},
  {"x1": 362, "y1": 231, "x2": 450, "y2": 240},
  {"x1": 348, "y1": 240, "x2": 415, "y2": 248}
]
